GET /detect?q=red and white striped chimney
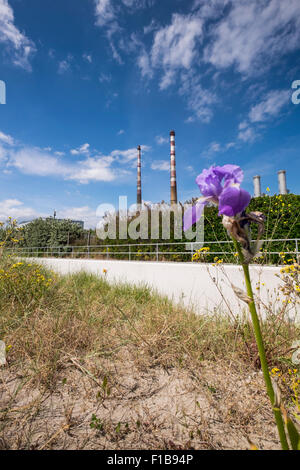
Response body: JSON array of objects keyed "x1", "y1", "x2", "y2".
[
  {"x1": 170, "y1": 130, "x2": 178, "y2": 205},
  {"x1": 137, "y1": 145, "x2": 142, "y2": 206}
]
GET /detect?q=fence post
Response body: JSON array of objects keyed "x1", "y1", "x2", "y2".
[
  {"x1": 156, "y1": 243, "x2": 159, "y2": 262},
  {"x1": 296, "y1": 239, "x2": 299, "y2": 263},
  {"x1": 129, "y1": 245, "x2": 131, "y2": 261},
  {"x1": 106, "y1": 247, "x2": 109, "y2": 260},
  {"x1": 191, "y1": 242, "x2": 194, "y2": 262}
]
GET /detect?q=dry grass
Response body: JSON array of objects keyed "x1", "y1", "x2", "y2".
[{"x1": 0, "y1": 259, "x2": 299, "y2": 450}]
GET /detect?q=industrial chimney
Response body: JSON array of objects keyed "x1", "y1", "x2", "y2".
[
  {"x1": 170, "y1": 130, "x2": 178, "y2": 205},
  {"x1": 253, "y1": 175, "x2": 262, "y2": 198},
  {"x1": 278, "y1": 170, "x2": 288, "y2": 195},
  {"x1": 137, "y1": 145, "x2": 142, "y2": 206}
]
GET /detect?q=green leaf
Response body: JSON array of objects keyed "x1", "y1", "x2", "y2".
[
  {"x1": 115, "y1": 422, "x2": 121, "y2": 434},
  {"x1": 286, "y1": 417, "x2": 300, "y2": 451}
]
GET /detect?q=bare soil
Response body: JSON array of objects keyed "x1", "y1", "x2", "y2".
[{"x1": 0, "y1": 354, "x2": 280, "y2": 450}]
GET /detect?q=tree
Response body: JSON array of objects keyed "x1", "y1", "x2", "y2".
[{"x1": 21, "y1": 218, "x2": 84, "y2": 248}]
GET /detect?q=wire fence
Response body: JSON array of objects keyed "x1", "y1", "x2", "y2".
[{"x1": 5, "y1": 238, "x2": 300, "y2": 265}]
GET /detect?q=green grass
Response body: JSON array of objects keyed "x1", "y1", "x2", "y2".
[
  {"x1": 1, "y1": 256, "x2": 300, "y2": 450},
  {"x1": 1, "y1": 256, "x2": 299, "y2": 389}
]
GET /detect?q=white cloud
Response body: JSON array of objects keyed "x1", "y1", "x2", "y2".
[
  {"x1": 94, "y1": 0, "x2": 154, "y2": 26},
  {"x1": 0, "y1": 199, "x2": 39, "y2": 222},
  {"x1": 249, "y1": 89, "x2": 290, "y2": 123},
  {"x1": 93, "y1": 0, "x2": 155, "y2": 67},
  {"x1": 138, "y1": 51, "x2": 153, "y2": 79},
  {"x1": 94, "y1": 0, "x2": 154, "y2": 28},
  {"x1": 83, "y1": 53, "x2": 92, "y2": 63},
  {"x1": 186, "y1": 165, "x2": 195, "y2": 173},
  {"x1": 239, "y1": 121, "x2": 248, "y2": 130},
  {"x1": 111, "y1": 145, "x2": 150, "y2": 164},
  {"x1": 7, "y1": 147, "x2": 119, "y2": 183},
  {"x1": 1, "y1": 135, "x2": 152, "y2": 184},
  {"x1": 94, "y1": 0, "x2": 115, "y2": 27},
  {"x1": 236, "y1": 88, "x2": 290, "y2": 144},
  {"x1": 58, "y1": 55, "x2": 73, "y2": 74},
  {"x1": 48, "y1": 48, "x2": 55, "y2": 59},
  {"x1": 201, "y1": 141, "x2": 221, "y2": 158},
  {"x1": 0, "y1": 145, "x2": 7, "y2": 162},
  {"x1": 226, "y1": 142, "x2": 235, "y2": 149},
  {"x1": 121, "y1": 0, "x2": 152, "y2": 8},
  {"x1": 70, "y1": 143, "x2": 90, "y2": 156},
  {"x1": 143, "y1": 19, "x2": 158, "y2": 35},
  {"x1": 151, "y1": 160, "x2": 169, "y2": 171},
  {"x1": 185, "y1": 116, "x2": 195, "y2": 124},
  {"x1": 0, "y1": 199, "x2": 101, "y2": 229},
  {"x1": 94, "y1": 0, "x2": 123, "y2": 64},
  {"x1": 0, "y1": 0, "x2": 36, "y2": 71},
  {"x1": 8, "y1": 147, "x2": 73, "y2": 178},
  {"x1": 108, "y1": 35, "x2": 123, "y2": 64},
  {"x1": 59, "y1": 206, "x2": 100, "y2": 230},
  {"x1": 179, "y1": 72, "x2": 217, "y2": 123},
  {"x1": 134, "y1": 0, "x2": 300, "y2": 124},
  {"x1": 0, "y1": 130, "x2": 14, "y2": 146},
  {"x1": 155, "y1": 136, "x2": 168, "y2": 145},
  {"x1": 204, "y1": 0, "x2": 300, "y2": 75},
  {"x1": 99, "y1": 72, "x2": 112, "y2": 83},
  {"x1": 93, "y1": 0, "x2": 300, "y2": 129},
  {"x1": 138, "y1": 11, "x2": 205, "y2": 92},
  {"x1": 0, "y1": 130, "x2": 13, "y2": 164},
  {"x1": 69, "y1": 156, "x2": 117, "y2": 184},
  {"x1": 192, "y1": 0, "x2": 229, "y2": 17},
  {"x1": 209, "y1": 142, "x2": 221, "y2": 153},
  {"x1": 117, "y1": 129, "x2": 125, "y2": 135},
  {"x1": 202, "y1": 140, "x2": 236, "y2": 158},
  {"x1": 148, "y1": 13, "x2": 203, "y2": 89},
  {"x1": 238, "y1": 125, "x2": 257, "y2": 143}
]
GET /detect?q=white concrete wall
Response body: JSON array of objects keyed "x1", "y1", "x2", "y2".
[{"x1": 29, "y1": 258, "x2": 298, "y2": 320}]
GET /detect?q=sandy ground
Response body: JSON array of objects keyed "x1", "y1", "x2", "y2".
[{"x1": 0, "y1": 354, "x2": 280, "y2": 450}]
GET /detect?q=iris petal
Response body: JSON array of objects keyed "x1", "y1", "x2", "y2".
[
  {"x1": 184, "y1": 164, "x2": 250, "y2": 232},
  {"x1": 218, "y1": 185, "x2": 251, "y2": 217},
  {"x1": 196, "y1": 164, "x2": 244, "y2": 198}
]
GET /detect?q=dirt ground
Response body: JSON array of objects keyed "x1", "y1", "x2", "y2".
[{"x1": 0, "y1": 354, "x2": 280, "y2": 450}]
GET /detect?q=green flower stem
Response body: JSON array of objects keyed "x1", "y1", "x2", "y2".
[{"x1": 232, "y1": 238, "x2": 289, "y2": 450}]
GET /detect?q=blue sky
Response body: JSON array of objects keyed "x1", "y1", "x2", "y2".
[{"x1": 0, "y1": 0, "x2": 300, "y2": 228}]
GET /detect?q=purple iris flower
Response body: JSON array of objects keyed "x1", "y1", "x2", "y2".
[
  {"x1": 218, "y1": 184, "x2": 251, "y2": 217},
  {"x1": 196, "y1": 167, "x2": 223, "y2": 198},
  {"x1": 184, "y1": 165, "x2": 251, "y2": 231}
]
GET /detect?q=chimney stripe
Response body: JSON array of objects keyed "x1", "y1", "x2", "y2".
[
  {"x1": 137, "y1": 145, "x2": 142, "y2": 206},
  {"x1": 170, "y1": 130, "x2": 178, "y2": 204}
]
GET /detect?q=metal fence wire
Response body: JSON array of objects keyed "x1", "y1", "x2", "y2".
[{"x1": 5, "y1": 238, "x2": 300, "y2": 264}]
